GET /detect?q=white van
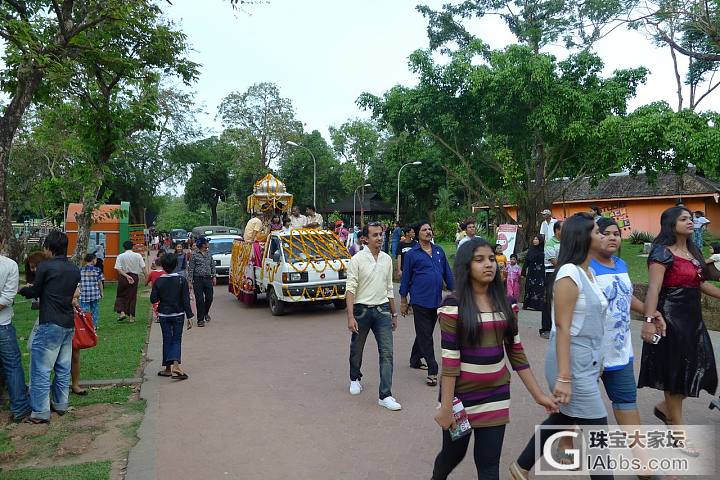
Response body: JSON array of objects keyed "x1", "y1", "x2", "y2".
[{"x1": 206, "y1": 235, "x2": 242, "y2": 280}]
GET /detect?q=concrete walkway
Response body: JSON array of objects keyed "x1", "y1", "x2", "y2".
[{"x1": 126, "y1": 285, "x2": 720, "y2": 479}]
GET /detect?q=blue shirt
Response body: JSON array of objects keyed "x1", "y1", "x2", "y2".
[
  {"x1": 391, "y1": 227, "x2": 402, "y2": 244},
  {"x1": 399, "y1": 243, "x2": 454, "y2": 309},
  {"x1": 590, "y1": 257, "x2": 634, "y2": 370}
]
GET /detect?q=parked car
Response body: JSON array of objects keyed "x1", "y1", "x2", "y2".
[
  {"x1": 170, "y1": 228, "x2": 189, "y2": 248},
  {"x1": 206, "y1": 234, "x2": 242, "y2": 281},
  {"x1": 192, "y1": 225, "x2": 241, "y2": 238}
]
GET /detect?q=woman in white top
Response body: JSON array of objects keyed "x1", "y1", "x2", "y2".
[{"x1": 512, "y1": 212, "x2": 612, "y2": 480}]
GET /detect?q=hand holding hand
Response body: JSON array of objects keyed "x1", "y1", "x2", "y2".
[
  {"x1": 553, "y1": 380, "x2": 572, "y2": 405},
  {"x1": 535, "y1": 393, "x2": 560, "y2": 413},
  {"x1": 653, "y1": 311, "x2": 667, "y2": 336}
]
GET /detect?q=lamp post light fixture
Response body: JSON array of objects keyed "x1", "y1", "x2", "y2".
[
  {"x1": 211, "y1": 187, "x2": 227, "y2": 226},
  {"x1": 286, "y1": 141, "x2": 317, "y2": 208},
  {"x1": 353, "y1": 183, "x2": 372, "y2": 229},
  {"x1": 396, "y1": 161, "x2": 422, "y2": 222}
]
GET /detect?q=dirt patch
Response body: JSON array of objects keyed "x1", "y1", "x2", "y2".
[{"x1": 0, "y1": 401, "x2": 144, "y2": 479}]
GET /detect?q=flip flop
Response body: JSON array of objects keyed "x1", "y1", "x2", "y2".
[
  {"x1": 171, "y1": 372, "x2": 189, "y2": 380},
  {"x1": 157, "y1": 371, "x2": 172, "y2": 377},
  {"x1": 426, "y1": 375, "x2": 438, "y2": 386},
  {"x1": 410, "y1": 362, "x2": 428, "y2": 370},
  {"x1": 71, "y1": 388, "x2": 88, "y2": 396},
  {"x1": 654, "y1": 406, "x2": 670, "y2": 425}
]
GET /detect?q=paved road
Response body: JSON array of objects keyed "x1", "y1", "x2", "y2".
[{"x1": 127, "y1": 285, "x2": 720, "y2": 480}]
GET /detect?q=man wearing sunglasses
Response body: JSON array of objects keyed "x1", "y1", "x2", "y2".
[{"x1": 346, "y1": 221, "x2": 401, "y2": 411}]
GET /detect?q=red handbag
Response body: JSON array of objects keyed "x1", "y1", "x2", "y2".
[{"x1": 73, "y1": 306, "x2": 98, "y2": 349}]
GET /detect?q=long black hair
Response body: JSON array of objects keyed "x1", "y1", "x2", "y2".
[
  {"x1": 654, "y1": 206, "x2": 706, "y2": 272},
  {"x1": 453, "y1": 237, "x2": 517, "y2": 345},
  {"x1": 548, "y1": 212, "x2": 596, "y2": 304}
]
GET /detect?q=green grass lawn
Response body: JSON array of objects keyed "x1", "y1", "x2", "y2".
[
  {"x1": 1, "y1": 461, "x2": 111, "y2": 479},
  {"x1": 12, "y1": 283, "x2": 150, "y2": 382}
]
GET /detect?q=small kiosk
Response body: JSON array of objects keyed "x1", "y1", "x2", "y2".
[{"x1": 65, "y1": 201, "x2": 131, "y2": 281}]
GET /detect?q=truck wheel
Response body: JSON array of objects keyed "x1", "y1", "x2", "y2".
[
  {"x1": 268, "y1": 289, "x2": 286, "y2": 316},
  {"x1": 333, "y1": 299, "x2": 346, "y2": 310}
]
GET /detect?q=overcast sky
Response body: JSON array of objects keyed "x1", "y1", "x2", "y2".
[{"x1": 166, "y1": 0, "x2": 720, "y2": 140}]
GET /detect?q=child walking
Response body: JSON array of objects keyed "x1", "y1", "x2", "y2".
[
  {"x1": 146, "y1": 256, "x2": 165, "y2": 323},
  {"x1": 433, "y1": 238, "x2": 557, "y2": 479},
  {"x1": 79, "y1": 253, "x2": 103, "y2": 328},
  {"x1": 150, "y1": 253, "x2": 194, "y2": 380},
  {"x1": 505, "y1": 254, "x2": 521, "y2": 303}
]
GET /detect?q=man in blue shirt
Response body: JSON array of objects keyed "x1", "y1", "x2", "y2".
[
  {"x1": 399, "y1": 221, "x2": 454, "y2": 386},
  {"x1": 390, "y1": 221, "x2": 402, "y2": 258}
]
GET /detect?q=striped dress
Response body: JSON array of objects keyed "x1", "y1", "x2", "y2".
[{"x1": 439, "y1": 303, "x2": 530, "y2": 428}]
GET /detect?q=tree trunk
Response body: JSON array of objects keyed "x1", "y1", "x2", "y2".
[
  {"x1": 210, "y1": 198, "x2": 218, "y2": 225},
  {"x1": 0, "y1": 66, "x2": 45, "y2": 260},
  {"x1": 71, "y1": 179, "x2": 103, "y2": 265}
]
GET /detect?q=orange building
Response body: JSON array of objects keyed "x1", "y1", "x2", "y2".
[
  {"x1": 65, "y1": 202, "x2": 131, "y2": 281},
  {"x1": 496, "y1": 170, "x2": 720, "y2": 238}
]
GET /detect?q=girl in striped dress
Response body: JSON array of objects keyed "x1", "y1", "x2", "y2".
[{"x1": 433, "y1": 237, "x2": 557, "y2": 479}]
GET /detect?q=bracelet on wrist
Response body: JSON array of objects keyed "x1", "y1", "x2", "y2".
[{"x1": 556, "y1": 378, "x2": 572, "y2": 384}]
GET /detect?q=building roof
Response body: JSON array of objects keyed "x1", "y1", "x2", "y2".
[
  {"x1": 550, "y1": 169, "x2": 720, "y2": 203},
  {"x1": 65, "y1": 203, "x2": 123, "y2": 225},
  {"x1": 324, "y1": 192, "x2": 395, "y2": 215}
]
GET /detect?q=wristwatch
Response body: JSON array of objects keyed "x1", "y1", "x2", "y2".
[{"x1": 644, "y1": 316, "x2": 654, "y2": 323}]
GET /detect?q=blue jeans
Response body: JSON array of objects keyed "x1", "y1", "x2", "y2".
[
  {"x1": 159, "y1": 314, "x2": 184, "y2": 366},
  {"x1": 600, "y1": 361, "x2": 637, "y2": 411},
  {"x1": 29, "y1": 323, "x2": 74, "y2": 420},
  {"x1": 80, "y1": 299, "x2": 100, "y2": 327},
  {"x1": 349, "y1": 303, "x2": 394, "y2": 399},
  {"x1": 0, "y1": 324, "x2": 30, "y2": 418}
]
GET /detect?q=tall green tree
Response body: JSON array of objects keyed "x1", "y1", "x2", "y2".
[
  {"x1": 329, "y1": 119, "x2": 383, "y2": 225},
  {"x1": 174, "y1": 137, "x2": 237, "y2": 225},
  {"x1": 360, "y1": 43, "x2": 649, "y2": 246},
  {"x1": 0, "y1": 1, "x2": 136, "y2": 259},
  {"x1": 279, "y1": 130, "x2": 346, "y2": 210},
  {"x1": 218, "y1": 82, "x2": 303, "y2": 171}
]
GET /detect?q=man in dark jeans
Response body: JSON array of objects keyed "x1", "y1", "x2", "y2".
[
  {"x1": 346, "y1": 222, "x2": 400, "y2": 410},
  {"x1": 399, "y1": 221, "x2": 454, "y2": 387},
  {"x1": 19, "y1": 231, "x2": 80, "y2": 424},
  {"x1": 187, "y1": 237, "x2": 216, "y2": 327},
  {"x1": 540, "y1": 221, "x2": 562, "y2": 338}
]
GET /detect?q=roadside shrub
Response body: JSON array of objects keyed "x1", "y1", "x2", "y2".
[{"x1": 628, "y1": 230, "x2": 655, "y2": 245}]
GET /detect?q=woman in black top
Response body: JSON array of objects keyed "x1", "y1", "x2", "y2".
[
  {"x1": 521, "y1": 235, "x2": 545, "y2": 310},
  {"x1": 151, "y1": 253, "x2": 194, "y2": 380}
]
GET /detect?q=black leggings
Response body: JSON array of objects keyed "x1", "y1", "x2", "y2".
[
  {"x1": 517, "y1": 412, "x2": 613, "y2": 480},
  {"x1": 432, "y1": 424, "x2": 506, "y2": 480}
]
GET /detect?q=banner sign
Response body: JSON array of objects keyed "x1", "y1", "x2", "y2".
[{"x1": 497, "y1": 224, "x2": 518, "y2": 255}]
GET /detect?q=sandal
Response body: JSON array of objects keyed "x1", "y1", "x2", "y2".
[
  {"x1": 426, "y1": 375, "x2": 438, "y2": 386},
  {"x1": 157, "y1": 370, "x2": 172, "y2": 377},
  {"x1": 678, "y1": 438, "x2": 700, "y2": 458},
  {"x1": 71, "y1": 388, "x2": 88, "y2": 396},
  {"x1": 117, "y1": 316, "x2": 126, "y2": 322},
  {"x1": 171, "y1": 371, "x2": 189, "y2": 380},
  {"x1": 653, "y1": 406, "x2": 670, "y2": 425},
  {"x1": 410, "y1": 362, "x2": 428, "y2": 370}
]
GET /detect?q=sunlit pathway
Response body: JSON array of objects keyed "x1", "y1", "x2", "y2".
[{"x1": 127, "y1": 285, "x2": 720, "y2": 480}]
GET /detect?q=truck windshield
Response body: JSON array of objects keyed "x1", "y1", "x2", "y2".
[
  {"x1": 280, "y1": 234, "x2": 349, "y2": 263},
  {"x1": 209, "y1": 240, "x2": 234, "y2": 255}
]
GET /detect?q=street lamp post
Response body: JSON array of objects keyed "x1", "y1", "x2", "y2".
[
  {"x1": 211, "y1": 187, "x2": 226, "y2": 226},
  {"x1": 286, "y1": 141, "x2": 317, "y2": 208},
  {"x1": 396, "y1": 161, "x2": 422, "y2": 222},
  {"x1": 353, "y1": 183, "x2": 372, "y2": 229}
]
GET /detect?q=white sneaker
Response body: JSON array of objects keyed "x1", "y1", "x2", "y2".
[
  {"x1": 378, "y1": 396, "x2": 402, "y2": 411},
  {"x1": 349, "y1": 380, "x2": 363, "y2": 395}
]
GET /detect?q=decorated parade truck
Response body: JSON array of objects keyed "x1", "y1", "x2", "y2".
[{"x1": 229, "y1": 174, "x2": 351, "y2": 315}]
